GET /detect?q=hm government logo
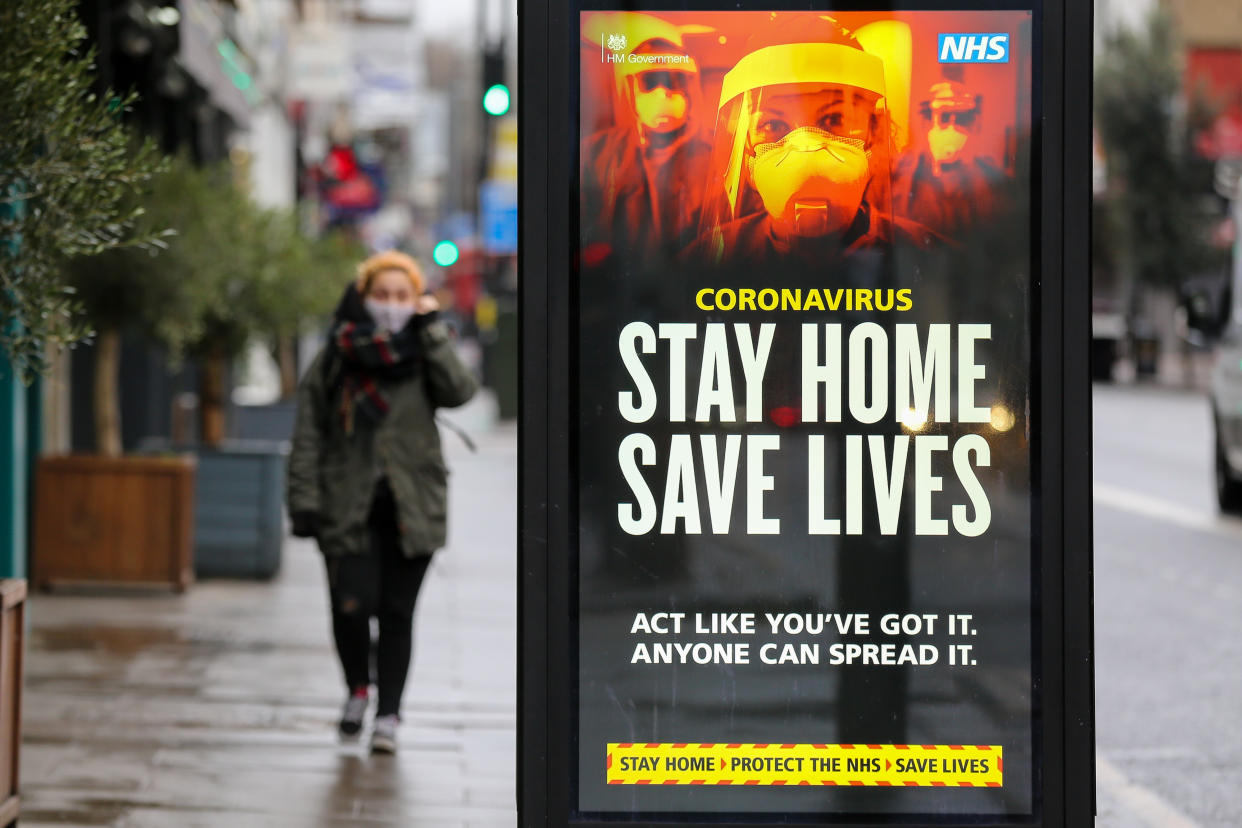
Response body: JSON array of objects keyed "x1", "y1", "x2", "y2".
[
  {"x1": 938, "y1": 33, "x2": 1010, "y2": 63},
  {"x1": 600, "y1": 33, "x2": 691, "y2": 66},
  {"x1": 600, "y1": 32, "x2": 629, "y2": 64}
]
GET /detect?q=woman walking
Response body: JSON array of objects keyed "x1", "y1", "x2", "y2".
[{"x1": 286, "y1": 251, "x2": 477, "y2": 754}]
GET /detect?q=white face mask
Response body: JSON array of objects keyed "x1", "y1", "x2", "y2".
[
  {"x1": 364, "y1": 299, "x2": 416, "y2": 333},
  {"x1": 635, "y1": 87, "x2": 688, "y2": 132},
  {"x1": 928, "y1": 124, "x2": 969, "y2": 165},
  {"x1": 750, "y1": 127, "x2": 871, "y2": 238}
]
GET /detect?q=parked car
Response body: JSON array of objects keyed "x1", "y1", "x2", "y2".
[
  {"x1": 1184, "y1": 268, "x2": 1242, "y2": 512},
  {"x1": 1212, "y1": 321, "x2": 1242, "y2": 512}
]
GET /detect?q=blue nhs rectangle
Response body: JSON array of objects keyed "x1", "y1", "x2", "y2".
[{"x1": 938, "y1": 33, "x2": 1010, "y2": 63}]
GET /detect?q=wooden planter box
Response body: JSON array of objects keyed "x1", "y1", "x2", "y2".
[
  {"x1": 0, "y1": 580, "x2": 24, "y2": 827},
  {"x1": 32, "y1": 456, "x2": 195, "y2": 591}
]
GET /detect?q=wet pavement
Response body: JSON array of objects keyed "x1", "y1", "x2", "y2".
[{"x1": 20, "y1": 422, "x2": 517, "y2": 827}]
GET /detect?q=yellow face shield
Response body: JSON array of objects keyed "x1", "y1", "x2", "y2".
[
  {"x1": 719, "y1": 42, "x2": 886, "y2": 110},
  {"x1": 700, "y1": 41, "x2": 894, "y2": 245}
]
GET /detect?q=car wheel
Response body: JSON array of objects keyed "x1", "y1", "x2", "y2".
[{"x1": 1215, "y1": 429, "x2": 1242, "y2": 514}]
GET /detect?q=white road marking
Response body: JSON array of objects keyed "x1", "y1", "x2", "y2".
[
  {"x1": 1097, "y1": 754, "x2": 1201, "y2": 828},
  {"x1": 1103, "y1": 746, "x2": 1198, "y2": 761},
  {"x1": 1093, "y1": 482, "x2": 1242, "y2": 541}
]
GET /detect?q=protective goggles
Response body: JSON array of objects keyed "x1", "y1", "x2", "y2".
[
  {"x1": 635, "y1": 71, "x2": 691, "y2": 94},
  {"x1": 931, "y1": 109, "x2": 978, "y2": 129},
  {"x1": 747, "y1": 88, "x2": 878, "y2": 147}
]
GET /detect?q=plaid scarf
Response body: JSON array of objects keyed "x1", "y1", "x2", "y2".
[{"x1": 325, "y1": 285, "x2": 424, "y2": 434}]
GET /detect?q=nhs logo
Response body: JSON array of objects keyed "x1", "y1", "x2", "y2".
[{"x1": 938, "y1": 33, "x2": 1009, "y2": 63}]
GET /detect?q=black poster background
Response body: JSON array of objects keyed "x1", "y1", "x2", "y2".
[{"x1": 572, "y1": 6, "x2": 1039, "y2": 819}]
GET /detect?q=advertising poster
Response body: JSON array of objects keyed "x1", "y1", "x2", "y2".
[{"x1": 575, "y1": 7, "x2": 1038, "y2": 819}]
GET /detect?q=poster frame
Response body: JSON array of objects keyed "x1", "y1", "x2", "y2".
[{"x1": 518, "y1": 0, "x2": 1094, "y2": 824}]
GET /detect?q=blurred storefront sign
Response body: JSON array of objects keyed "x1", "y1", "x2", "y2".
[
  {"x1": 1187, "y1": 47, "x2": 1242, "y2": 159},
  {"x1": 288, "y1": 24, "x2": 351, "y2": 100},
  {"x1": 1197, "y1": 118, "x2": 1242, "y2": 160},
  {"x1": 479, "y1": 180, "x2": 517, "y2": 256},
  {"x1": 489, "y1": 116, "x2": 518, "y2": 182},
  {"x1": 437, "y1": 211, "x2": 478, "y2": 246},
  {"x1": 480, "y1": 116, "x2": 518, "y2": 255},
  {"x1": 356, "y1": 0, "x2": 416, "y2": 20},
  {"x1": 178, "y1": 0, "x2": 253, "y2": 126},
  {"x1": 350, "y1": 23, "x2": 423, "y2": 131},
  {"x1": 288, "y1": 20, "x2": 423, "y2": 130},
  {"x1": 317, "y1": 143, "x2": 386, "y2": 223},
  {"x1": 414, "y1": 92, "x2": 450, "y2": 178}
]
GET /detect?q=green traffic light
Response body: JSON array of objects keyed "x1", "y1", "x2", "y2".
[
  {"x1": 483, "y1": 84, "x2": 511, "y2": 116},
  {"x1": 433, "y1": 240, "x2": 460, "y2": 267}
]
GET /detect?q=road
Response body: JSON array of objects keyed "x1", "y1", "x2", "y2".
[{"x1": 1094, "y1": 383, "x2": 1242, "y2": 827}]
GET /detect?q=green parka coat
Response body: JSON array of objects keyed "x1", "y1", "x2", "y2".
[{"x1": 286, "y1": 317, "x2": 478, "y2": 558}]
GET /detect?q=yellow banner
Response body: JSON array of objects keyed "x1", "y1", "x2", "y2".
[{"x1": 606, "y1": 743, "x2": 1002, "y2": 787}]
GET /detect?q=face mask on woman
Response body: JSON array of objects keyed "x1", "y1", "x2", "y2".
[
  {"x1": 364, "y1": 299, "x2": 416, "y2": 333},
  {"x1": 750, "y1": 127, "x2": 871, "y2": 238}
]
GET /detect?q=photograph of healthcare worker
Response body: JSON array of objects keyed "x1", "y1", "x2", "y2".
[
  {"x1": 690, "y1": 15, "x2": 921, "y2": 268},
  {"x1": 580, "y1": 13, "x2": 712, "y2": 269},
  {"x1": 894, "y1": 80, "x2": 1011, "y2": 239}
]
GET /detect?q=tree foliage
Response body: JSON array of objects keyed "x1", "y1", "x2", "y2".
[
  {"x1": 250, "y1": 218, "x2": 364, "y2": 345},
  {"x1": 65, "y1": 151, "x2": 363, "y2": 450},
  {"x1": 191, "y1": 199, "x2": 361, "y2": 360},
  {"x1": 68, "y1": 154, "x2": 362, "y2": 359},
  {"x1": 67, "y1": 156, "x2": 220, "y2": 354},
  {"x1": 0, "y1": 0, "x2": 166, "y2": 379},
  {"x1": 1094, "y1": 8, "x2": 1228, "y2": 293}
]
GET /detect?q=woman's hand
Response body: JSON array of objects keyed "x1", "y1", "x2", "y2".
[
  {"x1": 416, "y1": 294, "x2": 440, "y2": 315},
  {"x1": 291, "y1": 511, "x2": 320, "y2": 539}
]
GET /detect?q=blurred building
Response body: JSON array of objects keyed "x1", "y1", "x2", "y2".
[
  {"x1": 1168, "y1": 0, "x2": 1242, "y2": 160},
  {"x1": 51, "y1": 0, "x2": 284, "y2": 454},
  {"x1": 289, "y1": 0, "x2": 437, "y2": 242},
  {"x1": 1096, "y1": 0, "x2": 1241, "y2": 161},
  {"x1": 1094, "y1": 0, "x2": 1157, "y2": 50},
  {"x1": 48, "y1": 0, "x2": 521, "y2": 456},
  {"x1": 1092, "y1": 0, "x2": 1241, "y2": 382},
  {"x1": 77, "y1": 0, "x2": 256, "y2": 162}
]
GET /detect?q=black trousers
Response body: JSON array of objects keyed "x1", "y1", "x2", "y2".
[{"x1": 325, "y1": 481, "x2": 432, "y2": 718}]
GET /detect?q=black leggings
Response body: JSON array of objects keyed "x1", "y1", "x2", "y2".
[{"x1": 325, "y1": 482, "x2": 432, "y2": 718}]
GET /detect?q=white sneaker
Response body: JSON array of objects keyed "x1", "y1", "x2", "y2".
[
  {"x1": 339, "y1": 690, "x2": 369, "y2": 740},
  {"x1": 370, "y1": 714, "x2": 400, "y2": 754}
]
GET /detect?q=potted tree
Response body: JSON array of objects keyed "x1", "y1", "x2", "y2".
[
  {"x1": 4, "y1": 0, "x2": 171, "y2": 804},
  {"x1": 142, "y1": 172, "x2": 354, "y2": 579},
  {"x1": 48, "y1": 151, "x2": 354, "y2": 581},
  {"x1": 174, "y1": 201, "x2": 323, "y2": 579},
  {"x1": 32, "y1": 157, "x2": 215, "y2": 592},
  {"x1": 234, "y1": 228, "x2": 364, "y2": 440},
  {"x1": 5, "y1": 0, "x2": 199, "y2": 595}
]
